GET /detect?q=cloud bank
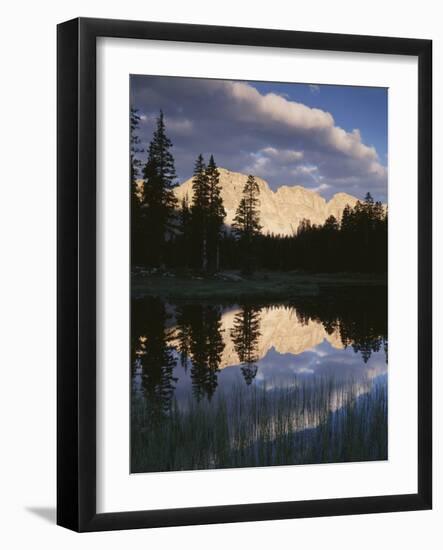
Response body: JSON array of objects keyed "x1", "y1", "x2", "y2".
[{"x1": 131, "y1": 76, "x2": 387, "y2": 201}]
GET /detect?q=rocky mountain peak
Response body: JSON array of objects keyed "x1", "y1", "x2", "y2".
[{"x1": 173, "y1": 168, "x2": 359, "y2": 236}]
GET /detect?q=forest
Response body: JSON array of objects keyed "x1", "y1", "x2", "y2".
[{"x1": 131, "y1": 110, "x2": 388, "y2": 275}]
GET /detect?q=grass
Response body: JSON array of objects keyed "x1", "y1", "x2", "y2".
[
  {"x1": 131, "y1": 376, "x2": 387, "y2": 473},
  {"x1": 131, "y1": 270, "x2": 387, "y2": 300}
]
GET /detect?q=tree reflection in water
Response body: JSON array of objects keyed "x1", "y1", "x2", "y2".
[{"x1": 230, "y1": 306, "x2": 261, "y2": 385}]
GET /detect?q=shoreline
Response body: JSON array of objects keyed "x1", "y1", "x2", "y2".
[{"x1": 131, "y1": 270, "x2": 387, "y2": 301}]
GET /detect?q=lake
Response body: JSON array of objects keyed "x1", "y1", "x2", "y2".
[{"x1": 131, "y1": 291, "x2": 387, "y2": 473}]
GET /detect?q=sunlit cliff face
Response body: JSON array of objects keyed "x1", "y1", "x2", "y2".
[{"x1": 173, "y1": 168, "x2": 359, "y2": 236}]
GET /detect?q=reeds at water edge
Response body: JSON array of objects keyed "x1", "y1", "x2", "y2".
[{"x1": 131, "y1": 375, "x2": 387, "y2": 473}]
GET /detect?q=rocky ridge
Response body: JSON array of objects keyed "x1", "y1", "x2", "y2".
[{"x1": 173, "y1": 167, "x2": 359, "y2": 236}]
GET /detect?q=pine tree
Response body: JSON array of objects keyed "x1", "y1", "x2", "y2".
[
  {"x1": 130, "y1": 108, "x2": 142, "y2": 192},
  {"x1": 232, "y1": 175, "x2": 262, "y2": 274},
  {"x1": 136, "y1": 298, "x2": 177, "y2": 423},
  {"x1": 130, "y1": 108, "x2": 143, "y2": 265},
  {"x1": 175, "y1": 304, "x2": 194, "y2": 371},
  {"x1": 141, "y1": 111, "x2": 178, "y2": 266},
  {"x1": 192, "y1": 154, "x2": 209, "y2": 209},
  {"x1": 187, "y1": 305, "x2": 224, "y2": 400},
  {"x1": 364, "y1": 191, "x2": 374, "y2": 207},
  {"x1": 146, "y1": 110, "x2": 177, "y2": 190},
  {"x1": 178, "y1": 195, "x2": 191, "y2": 268},
  {"x1": 206, "y1": 155, "x2": 226, "y2": 272},
  {"x1": 340, "y1": 205, "x2": 353, "y2": 232},
  {"x1": 321, "y1": 215, "x2": 339, "y2": 271},
  {"x1": 230, "y1": 305, "x2": 261, "y2": 385},
  {"x1": 233, "y1": 175, "x2": 262, "y2": 239},
  {"x1": 324, "y1": 215, "x2": 339, "y2": 232},
  {"x1": 205, "y1": 306, "x2": 225, "y2": 398},
  {"x1": 339, "y1": 204, "x2": 354, "y2": 270},
  {"x1": 190, "y1": 154, "x2": 210, "y2": 270}
]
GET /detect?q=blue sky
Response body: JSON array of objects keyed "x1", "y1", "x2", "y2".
[
  {"x1": 131, "y1": 76, "x2": 388, "y2": 201},
  {"x1": 252, "y1": 81, "x2": 388, "y2": 162}
]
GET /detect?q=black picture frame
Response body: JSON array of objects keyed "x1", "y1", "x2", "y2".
[{"x1": 57, "y1": 17, "x2": 432, "y2": 532}]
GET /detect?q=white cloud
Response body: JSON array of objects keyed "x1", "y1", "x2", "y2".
[
  {"x1": 243, "y1": 148, "x2": 304, "y2": 179},
  {"x1": 229, "y1": 81, "x2": 333, "y2": 131},
  {"x1": 132, "y1": 76, "x2": 387, "y2": 200},
  {"x1": 225, "y1": 81, "x2": 382, "y2": 166},
  {"x1": 309, "y1": 84, "x2": 320, "y2": 94},
  {"x1": 309, "y1": 182, "x2": 331, "y2": 194},
  {"x1": 165, "y1": 117, "x2": 193, "y2": 134},
  {"x1": 292, "y1": 164, "x2": 318, "y2": 176},
  {"x1": 260, "y1": 147, "x2": 304, "y2": 163}
]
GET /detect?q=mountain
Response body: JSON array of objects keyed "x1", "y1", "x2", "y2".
[{"x1": 173, "y1": 167, "x2": 359, "y2": 236}]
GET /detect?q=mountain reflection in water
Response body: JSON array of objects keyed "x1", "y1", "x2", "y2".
[{"x1": 131, "y1": 293, "x2": 387, "y2": 473}]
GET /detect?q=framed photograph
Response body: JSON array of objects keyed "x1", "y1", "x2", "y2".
[{"x1": 57, "y1": 17, "x2": 432, "y2": 532}]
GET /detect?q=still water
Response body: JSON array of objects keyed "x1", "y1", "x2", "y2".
[{"x1": 131, "y1": 294, "x2": 387, "y2": 473}]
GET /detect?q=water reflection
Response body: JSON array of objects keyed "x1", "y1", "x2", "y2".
[
  {"x1": 132, "y1": 299, "x2": 177, "y2": 422},
  {"x1": 131, "y1": 291, "x2": 388, "y2": 472},
  {"x1": 230, "y1": 306, "x2": 261, "y2": 385}
]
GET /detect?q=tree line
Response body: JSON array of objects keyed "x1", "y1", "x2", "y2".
[
  {"x1": 252, "y1": 195, "x2": 387, "y2": 273},
  {"x1": 132, "y1": 109, "x2": 387, "y2": 275}
]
